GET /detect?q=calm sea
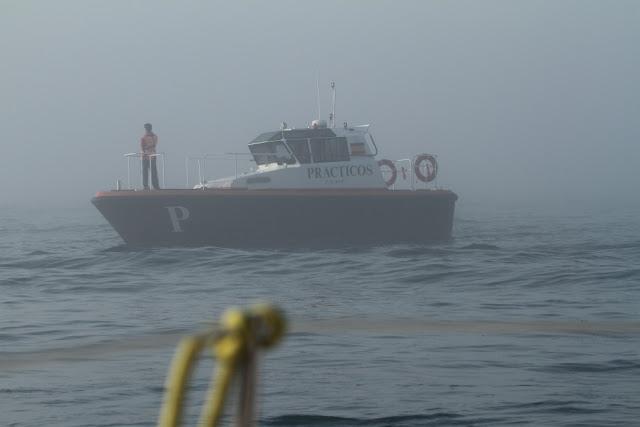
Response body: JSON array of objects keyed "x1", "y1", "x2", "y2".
[{"x1": 1, "y1": 201, "x2": 639, "y2": 426}]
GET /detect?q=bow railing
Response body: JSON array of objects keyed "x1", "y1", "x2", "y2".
[{"x1": 123, "y1": 152, "x2": 167, "y2": 190}]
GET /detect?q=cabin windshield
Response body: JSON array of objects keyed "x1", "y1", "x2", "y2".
[
  {"x1": 249, "y1": 130, "x2": 350, "y2": 165},
  {"x1": 249, "y1": 140, "x2": 296, "y2": 166}
]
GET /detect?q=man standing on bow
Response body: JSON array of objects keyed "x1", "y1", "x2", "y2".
[{"x1": 140, "y1": 123, "x2": 160, "y2": 190}]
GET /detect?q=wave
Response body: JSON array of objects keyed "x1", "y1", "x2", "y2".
[
  {"x1": 538, "y1": 359, "x2": 640, "y2": 374},
  {"x1": 385, "y1": 245, "x2": 454, "y2": 258},
  {"x1": 459, "y1": 243, "x2": 501, "y2": 250},
  {"x1": 0, "y1": 387, "x2": 58, "y2": 395},
  {"x1": 0, "y1": 256, "x2": 98, "y2": 270},
  {"x1": 262, "y1": 413, "x2": 506, "y2": 427},
  {"x1": 580, "y1": 241, "x2": 640, "y2": 252}
]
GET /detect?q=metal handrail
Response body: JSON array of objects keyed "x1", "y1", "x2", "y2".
[
  {"x1": 123, "y1": 152, "x2": 166, "y2": 189},
  {"x1": 185, "y1": 153, "x2": 253, "y2": 189}
]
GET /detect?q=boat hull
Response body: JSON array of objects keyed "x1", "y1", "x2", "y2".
[{"x1": 92, "y1": 189, "x2": 457, "y2": 247}]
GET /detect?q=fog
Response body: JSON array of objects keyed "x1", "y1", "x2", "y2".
[{"x1": 1, "y1": 1, "x2": 638, "y2": 209}]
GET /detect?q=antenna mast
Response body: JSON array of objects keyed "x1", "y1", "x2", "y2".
[
  {"x1": 316, "y1": 75, "x2": 321, "y2": 121},
  {"x1": 329, "y1": 81, "x2": 336, "y2": 128}
]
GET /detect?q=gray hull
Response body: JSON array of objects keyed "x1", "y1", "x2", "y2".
[{"x1": 92, "y1": 189, "x2": 457, "y2": 247}]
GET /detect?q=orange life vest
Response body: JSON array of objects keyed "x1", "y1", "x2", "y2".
[{"x1": 140, "y1": 132, "x2": 158, "y2": 159}]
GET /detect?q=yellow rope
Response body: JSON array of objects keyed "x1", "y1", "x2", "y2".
[
  {"x1": 157, "y1": 304, "x2": 286, "y2": 427},
  {"x1": 199, "y1": 309, "x2": 247, "y2": 427},
  {"x1": 158, "y1": 335, "x2": 208, "y2": 427}
]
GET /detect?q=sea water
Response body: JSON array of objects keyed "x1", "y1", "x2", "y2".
[{"x1": 1, "y1": 202, "x2": 639, "y2": 426}]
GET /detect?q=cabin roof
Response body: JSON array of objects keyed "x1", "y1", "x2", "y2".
[{"x1": 251, "y1": 128, "x2": 337, "y2": 143}]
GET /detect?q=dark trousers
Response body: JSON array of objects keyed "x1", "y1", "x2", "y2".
[{"x1": 143, "y1": 157, "x2": 160, "y2": 189}]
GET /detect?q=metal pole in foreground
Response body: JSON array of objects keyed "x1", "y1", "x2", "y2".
[{"x1": 236, "y1": 340, "x2": 257, "y2": 427}]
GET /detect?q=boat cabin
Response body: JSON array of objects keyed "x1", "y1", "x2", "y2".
[{"x1": 200, "y1": 122, "x2": 388, "y2": 190}]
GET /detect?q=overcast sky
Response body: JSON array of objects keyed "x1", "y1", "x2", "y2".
[{"x1": 1, "y1": 1, "x2": 638, "y2": 209}]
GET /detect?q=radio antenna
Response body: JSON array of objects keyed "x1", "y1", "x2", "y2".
[
  {"x1": 330, "y1": 81, "x2": 336, "y2": 128},
  {"x1": 316, "y1": 74, "x2": 321, "y2": 121}
]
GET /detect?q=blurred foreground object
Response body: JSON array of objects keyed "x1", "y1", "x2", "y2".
[{"x1": 158, "y1": 304, "x2": 286, "y2": 427}]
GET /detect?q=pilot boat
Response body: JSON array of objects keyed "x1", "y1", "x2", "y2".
[{"x1": 93, "y1": 111, "x2": 457, "y2": 247}]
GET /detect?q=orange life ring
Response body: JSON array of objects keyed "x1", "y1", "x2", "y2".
[
  {"x1": 414, "y1": 154, "x2": 438, "y2": 182},
  {"x1": 377, "y1": 159, "x2": 397, "y2": 187}
]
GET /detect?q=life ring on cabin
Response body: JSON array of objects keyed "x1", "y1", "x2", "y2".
[
  {"x1": 378, "y1": 159, "x2": 397, "y2": 187},
  {"x1": 414, "y1": 154, "x2": 438, "y2": 183}
]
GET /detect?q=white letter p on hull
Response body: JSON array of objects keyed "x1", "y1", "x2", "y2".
[{"x1": 165, "y1": 206, "x2": 190, "y2": 232}]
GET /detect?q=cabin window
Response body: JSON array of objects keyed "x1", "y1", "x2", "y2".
[
  {"x1": 249, "y1": 140, "x2": 296, "y2": 165},
  {"x1": 350, "y1": 143, "x2": 366, "y2": 156},
  {"x1": 285, "y1": 139, "x2": 312, "y2": 164},
  {"x1": 310, "y1": 137, "x2": 350, "y2": 163}
]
